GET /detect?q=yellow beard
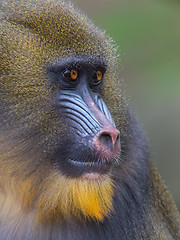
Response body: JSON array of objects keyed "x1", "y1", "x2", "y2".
[{"x1": 36, "y1": 171, "x2": 114, "y2": 222}]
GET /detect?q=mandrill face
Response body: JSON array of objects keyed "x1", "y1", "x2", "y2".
[
  {"x1": 0, "y1": 0, "x2": 126, "y2": 223},
  {"x1": 48, "y1": 55, "x2": 121, "y2": 178}
]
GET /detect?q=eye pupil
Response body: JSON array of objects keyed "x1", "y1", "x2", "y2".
[
  {"x1": 63, "y1": 68, "x2": 78, "y2": 81},
  {"x1": 70, "y1": 69, "x2": 78, "y2": 80},
  {"x1": 92, "y1": 70, "x2": 103, "y2": 84},
  {"x1": 97, "y1": 70, "x2": 102, "y2": 81}
]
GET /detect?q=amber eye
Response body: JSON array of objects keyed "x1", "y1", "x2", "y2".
[
  {"x1": 70, "y1": 69, "x2": 78, "y2": 80},
  {"x1": 92, "y1": 70, "x2": 103, "y2": 84},
  {"x1": 63, "y1": 68, "x2": 78, "y2": 81},
  {"x1": 97, "y1": 70, "x2": 103, "y2": 81}
]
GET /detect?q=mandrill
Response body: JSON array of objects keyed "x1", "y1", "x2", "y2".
[{"x1": 0, "y1": 0, "x2": 179, "y2": 239}]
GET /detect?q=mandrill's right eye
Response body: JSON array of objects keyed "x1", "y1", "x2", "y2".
[
  {"x1": 91, "y1": 70, "x2": 103, "y2": 85},
  {"x1": 63, "y1": 68, "x2": 78, "y2": 82}
]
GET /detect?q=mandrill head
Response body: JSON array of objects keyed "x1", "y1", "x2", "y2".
[{"x1": 0, "y1": 0, "x2": 126, "y2": 223}]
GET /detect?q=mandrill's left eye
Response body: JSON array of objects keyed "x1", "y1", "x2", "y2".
[{"x1": 91, "y1": 70, "x2": 103, "y2": 85}]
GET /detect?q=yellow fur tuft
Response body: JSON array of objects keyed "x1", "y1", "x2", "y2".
[{"x1": 36, "y1": 171, "x2": 114, "y2": 222}]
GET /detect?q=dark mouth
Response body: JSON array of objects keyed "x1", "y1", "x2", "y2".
[
  {"x1": 67, "y1": 158, "x2": 112, "y2": 176},
  {"x1": 52, "y1": 137, "x2": 119, "y2": 178},
  {"x1": 68, "y1": 159, "x2": 109, "y2": 167}
]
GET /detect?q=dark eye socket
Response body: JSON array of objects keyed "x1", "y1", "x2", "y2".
[
  {"x1": 62, "y1": 68, "x2": 104, "y2": 87},
  {"x1": 91, "y1": 70, "x2": 103, "y2": 85},
  {"x1": 63, "y1": 68, "x2": 78, "y2": 81}
]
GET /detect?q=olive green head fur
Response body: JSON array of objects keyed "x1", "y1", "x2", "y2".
[
  {"x1": 0, "y1": 0, "x2": 126, "y2": 130},
  {"x1": 0, "y1": 0, "x2": 127, "y2": 172}
]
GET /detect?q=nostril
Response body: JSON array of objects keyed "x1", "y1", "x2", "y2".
[
  {"x1": 99, "y1": 129, "x2": 120, "y2": 152},
  {"x1": 99, "y1": 133, "x2": 113, "y2": 151},
  {"x1": 115, "y1": 133, "x2": 120, "y2": 145},
  {"x1": 93, "y1": 128, "x2": 121, "y2": 160}
]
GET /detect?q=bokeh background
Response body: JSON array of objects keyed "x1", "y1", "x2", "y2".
[{"x1": 75, "y1": 0, "x2": 180, "y2": 209}]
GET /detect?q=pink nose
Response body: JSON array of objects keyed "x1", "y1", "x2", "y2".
[{"x1": 93, "y1": 126, "x2": 121, "y2": 160}]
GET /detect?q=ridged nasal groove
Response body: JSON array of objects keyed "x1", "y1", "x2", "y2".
[
  {"x1": 95, "y1": 95, "x2": 116, "y2": 127},
  {"x1": 58, "y1": 92, "x2": 102, "y2": 136}
]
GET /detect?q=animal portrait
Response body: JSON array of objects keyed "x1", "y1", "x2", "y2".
[{"x1": 0, "y1": 0, "x2": 179, "y2": 239}]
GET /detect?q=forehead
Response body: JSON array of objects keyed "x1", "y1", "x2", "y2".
[
  {"x1": 48, "y1": 55, "x2": 106, "y2": 70},
  {"x1": 3, "y1": 0, "x2": 114, "y2": 60}
]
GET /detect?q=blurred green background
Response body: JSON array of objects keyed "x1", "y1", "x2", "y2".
[{"x1": 75, "y1": 0, "x2": 180, "y2": 209}]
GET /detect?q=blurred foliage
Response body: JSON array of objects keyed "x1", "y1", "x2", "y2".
[
  {"x1": 94, "y1": 0, "x2": 180, "y2": 93},
  {"x1": 76, "y1": 0, "x2": 180, "y2": 209}
]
